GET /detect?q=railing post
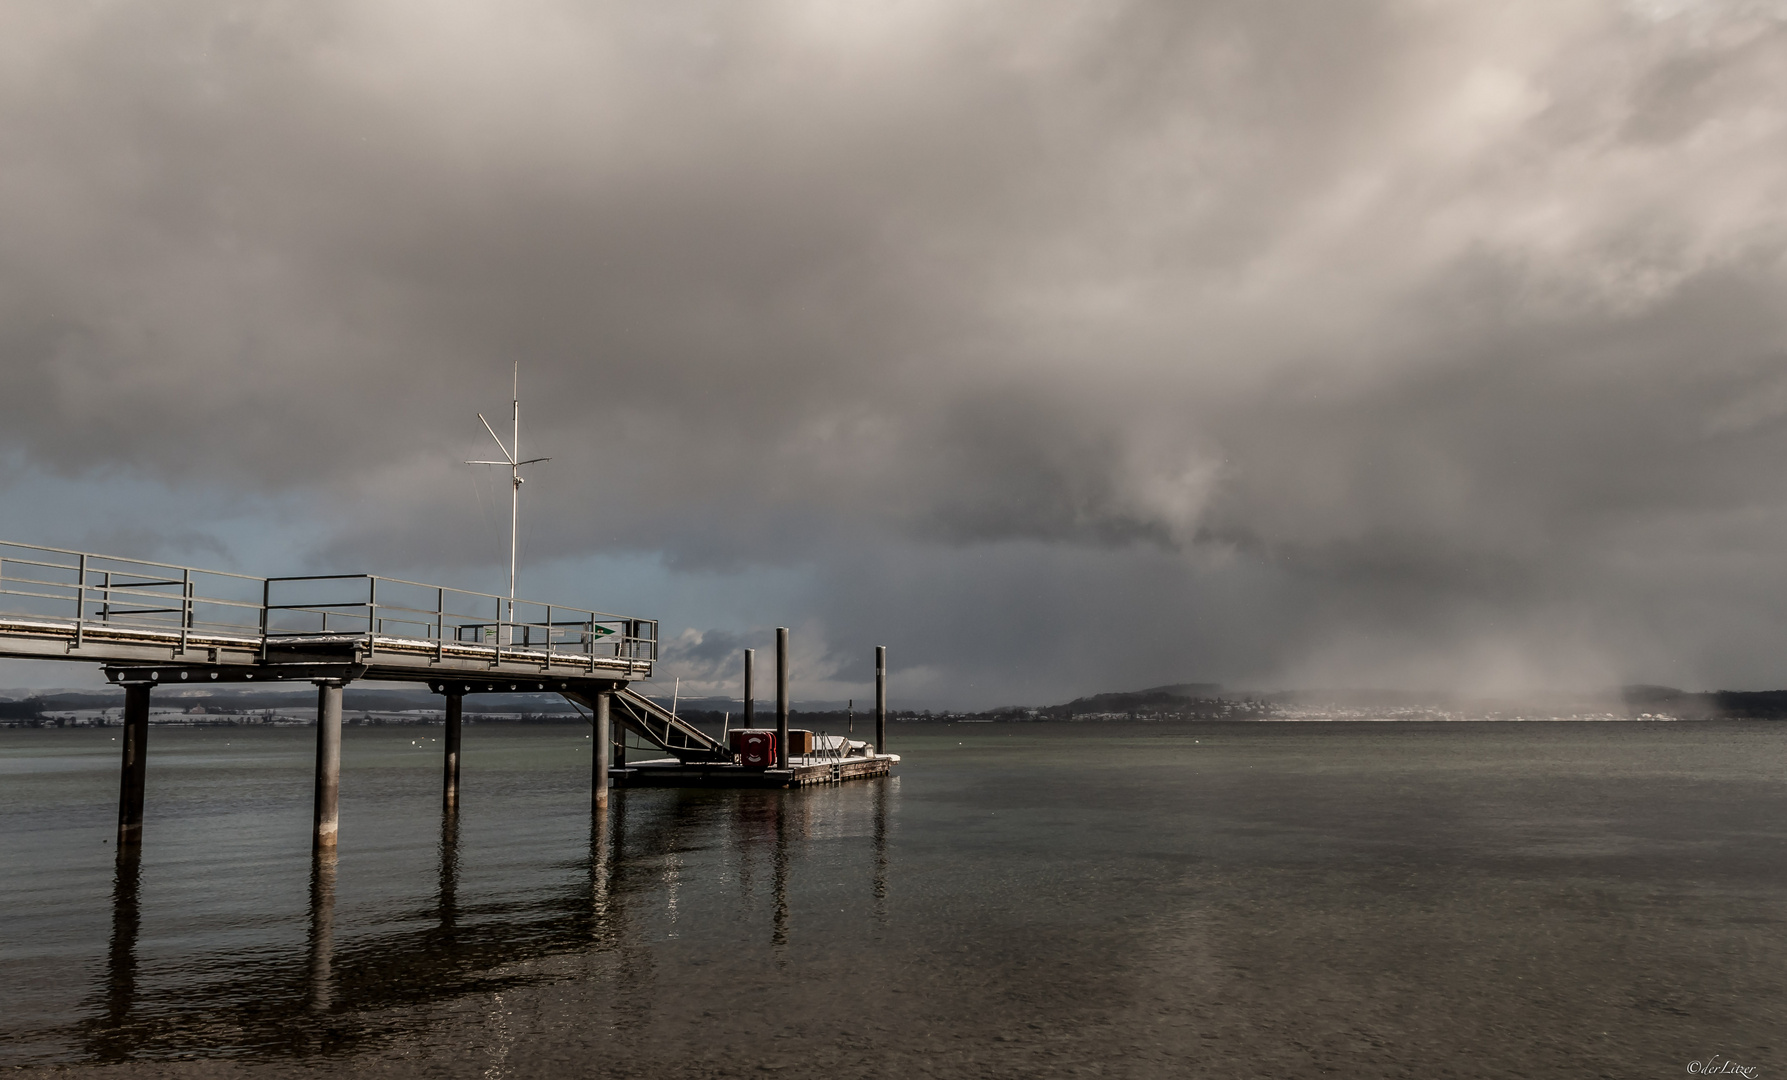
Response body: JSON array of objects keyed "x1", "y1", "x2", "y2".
[
  {"x1": 260, "y1": 579, "x2": 270, "y2": 660},
  {"x1": 366, "y1": 577, "x2": 378, "y2": 656},
  {"x1": 179, "y1": 568, "x2": 191, "y2": 654},
  {"x1": 75, "y1": 553, "x2": 87, "y2": 649},
  {"x1": 435, "y1": 587, "x2": 445, "y2": 663}
]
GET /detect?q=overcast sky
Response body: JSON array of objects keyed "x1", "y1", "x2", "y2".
[{"x1": 4, "y1": 0, "x2": 1787, "y2": 706}]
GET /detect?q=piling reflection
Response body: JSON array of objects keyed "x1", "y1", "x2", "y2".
[
  {"x1": 587, "y1": 800, "x2": 616, "y2": 949},
  {"x1": 305, "y1": 850, "x2": 336, "y2": 1015},
  {"x1": 438, "y1": 807, "x2": 460, "y2": 944},
  {"x1": 72, "y1": 780, "x2": 895, "y2": 1062},
  {"x1": 772, "y1": 796, "x2": 791, "y2": 951},
  {"x1": 89, "y1": 847, "x2": 142, "y2": 1062},
  {"x1": 873, "y1": 778, "x2": 889, "y2": 924}
]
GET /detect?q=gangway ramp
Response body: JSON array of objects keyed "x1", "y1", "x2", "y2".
[{"x1": 563, "y1": 686, "x2": 731, "y2": 763}]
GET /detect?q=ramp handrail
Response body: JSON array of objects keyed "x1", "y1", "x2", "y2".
[{"x1": 572, "y1": 686, "x2": 730, "y2": 763}]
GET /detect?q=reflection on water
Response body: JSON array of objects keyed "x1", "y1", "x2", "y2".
[
  {"x1": 92, "y1": 848, "x2": 140, "y2": 1063},
  {"x1": 438, "y1": 808, "x2": 459, "y2": 950},
  {"x1": 66, "y1": 780, "x2": 890, "y2": 1063},
  {"x1": 872, "y1": 778, "x2": 888, "y2": 922},
  {"x1": 772, "y1": 797, "x2": 791, "y2": 951},
  {"x1": 306, "y1": 850, "x2": 336, "y2": 1017},
  {"x1": 8, "y1": 722, "x2": 1787, "y2": 1077}
]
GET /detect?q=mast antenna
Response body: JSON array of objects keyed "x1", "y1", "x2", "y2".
[{"x1": 466, "y1": 361, "x2": 549, "y2": 608}]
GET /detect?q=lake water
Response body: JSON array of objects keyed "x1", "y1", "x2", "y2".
[{"x1": 1, "y1": 720, "x2": 1783, "y2": 1078}]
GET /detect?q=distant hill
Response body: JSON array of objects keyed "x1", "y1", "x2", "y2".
[
  {"x1": 886, "y1": 682, "x2": 1267, "y2": 722},
  {"x1": 1032, "y1": 683, "x2": 1267, "y2": 721}
]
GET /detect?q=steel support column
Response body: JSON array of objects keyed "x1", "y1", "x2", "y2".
[
  {"x1": 593, "y1": 690, "x2": 612, "y2": 808},
  {"x1": 116, "y1": 683, "x2": 151, "y2": 847},
  {"x1": 313, "y1": 681, "x2": 344, "y2": 851},
  {"x1": 442, "y1": 690, "x2": 463, "y2": 810}
]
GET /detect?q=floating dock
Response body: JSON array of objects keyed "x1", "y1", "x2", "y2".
[{"x1": 613, "y1": 753, "x2": 900, "y2": 789}]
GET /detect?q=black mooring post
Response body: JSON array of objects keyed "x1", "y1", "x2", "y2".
[
  {"x1": 116, "y1": 683, "x2": 151, "y2": 848},
  {"x1": 313, "y1": 681, "x2": 344, "y2": 851},
  {"x1": 875, "y1": 645, "x2": 887, "y2": 756},
  {"x1": 442, "y1": 689, "x2": 463, "y2": 811},
  {"x1": 743, "y1": 648, "x2": 755, "y2": 728},
  {"x1": 776, "y1": 628, "x2": 790, "y2": 769},
  {"x1": 593, "y1": 690, "x2": 611, "y2": 809}
]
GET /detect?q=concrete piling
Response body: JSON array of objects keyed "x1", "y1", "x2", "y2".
[
  {"x1": 875, "y1": 645, "x2": 887, "y2": 756},
  {"x1": 116, "y1": 683, "x2": 150, "y2": 848},
  {"x1": 442, "y1": 689, "x2": 463, "y2": 811},
  {"x1": 313, "y1": 681, "x2": 343, "y2": 851},
  {"x1": 776, "y1": 628, "x2": 790, "y2": 769},
  {"x1": 593, "y1": 689, "x2": 612, "y2": 808}
]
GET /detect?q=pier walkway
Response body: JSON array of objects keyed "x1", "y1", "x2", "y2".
[{"x1": 1, "y1": 541, "x2": 894, "y2": 850}]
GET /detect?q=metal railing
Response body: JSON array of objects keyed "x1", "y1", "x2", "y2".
[
  {"x1": 0, "y1": 542, "x2": 266, "y2": 651},
  {"x1": 263, "y1": 573, "x2": 657, "y2": 664},
  {"x1": 0, "y1": 540, "x2": 657, "y2": 666}
]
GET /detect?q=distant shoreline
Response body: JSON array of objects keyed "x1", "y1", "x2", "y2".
[{"x1": 5, "y1": 713, "x2": 1770, "y2": 731}]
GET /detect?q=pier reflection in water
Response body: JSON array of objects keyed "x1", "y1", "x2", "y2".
[
  {"x1": 75, "y1": 781, "x2": 893, "y2": 1063},
  {"x1": 306, "y1": 850, "x2": 336, "y2": 1017},
  {"x1": 91, "y1": 848, "x2": 140, "y2": 1063}
]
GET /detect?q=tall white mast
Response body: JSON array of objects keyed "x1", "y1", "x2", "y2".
[{"x1": 468, "y1": 361, "x2": 549, "y2": 606}]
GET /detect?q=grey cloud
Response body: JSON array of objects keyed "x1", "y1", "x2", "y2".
[{"x1": 4, "y1": 0, "x2": 1787, "y2": 700}]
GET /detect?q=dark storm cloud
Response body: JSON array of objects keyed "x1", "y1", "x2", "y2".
[{"x1": 4, "y1": 0, "x2": 1787, "y2": 700}]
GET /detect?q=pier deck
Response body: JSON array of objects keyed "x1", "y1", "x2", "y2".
[{"x1": 1, "y1": 540, "x2": 895, "y2": 847}]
